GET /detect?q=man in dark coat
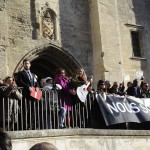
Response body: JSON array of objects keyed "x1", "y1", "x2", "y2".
[
  {"x1": 16, "y1": 58, "x2": 38, "y2": 130},
  {"x1": 126, "y1": 79, "x2": 141, "y2": 98}
]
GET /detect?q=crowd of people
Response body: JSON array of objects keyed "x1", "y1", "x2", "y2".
[
  {"x1": 97, "y1": 77, "x2": 150, "y2": 99},
  {"x1": 0, "y1": 58, "x2": 150, "y2": 130}
]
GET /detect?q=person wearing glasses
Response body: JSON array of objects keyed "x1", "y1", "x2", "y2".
[
  {"x1": 140, "y1": 82, "x2": 150, "y2": 98},
  {"x1": 97, "y1": 80, "x2": 107, "y2": 100},
  {"x1": 109, "y1": 81, "x2": 126, "y2": 96}
]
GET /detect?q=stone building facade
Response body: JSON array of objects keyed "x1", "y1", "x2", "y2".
[{"x1": 0, "y1": 0, "x2": 150, "y2": 87}]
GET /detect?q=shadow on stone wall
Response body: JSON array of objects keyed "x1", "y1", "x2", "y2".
[
  {"x1": 132, "y1": 0, "x2": 150, "y2": 81},
  {"x1": 30, "y1": 0, "x2": 39, "y2": 39},
  {"x1": 59, "y1": 0, "x2": 93, "y2": 75}
]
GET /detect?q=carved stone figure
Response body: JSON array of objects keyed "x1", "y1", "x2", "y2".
[
  {"x1": 0, "y1": 0, "x2": 5, "y2": 11},
  {"x1": 39, "y1": 4, "x2": 55, "y2": 40}
]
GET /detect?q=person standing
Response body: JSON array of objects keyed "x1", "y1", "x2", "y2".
[
  {"x1": 16, "y1": 58, "x2": 38, "y2": 130},
  {"x1": 140, "y1": 82, "x2": 150, "y2": 98},
  {"x1": 71, "y1": 68, "x2": 93, "y2": 128},
  {"x1": 126, "y1": 79, "x2": 141, "y2": 97},
  {"x1": 3, "y1": 76, "x2": 22, "y2": 130},
  {"x1": 54, "y1": 68, "x2": 74, "y2": 127}
]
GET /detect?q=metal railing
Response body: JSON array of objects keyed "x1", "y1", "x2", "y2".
[{"x1": 0, "y1": 86, "x2": 150, "y2": 131}]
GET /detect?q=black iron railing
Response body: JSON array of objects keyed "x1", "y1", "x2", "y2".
[{"x1": 0, "y1": 86, "x2": 150, "y2": 131}]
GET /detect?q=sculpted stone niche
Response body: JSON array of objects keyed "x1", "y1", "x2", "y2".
[
  {"x1": 38, "y1": 3, "x2": 56, "y2": 40},
  {"x1": 0, "y1": 0, "x2": 5, "y2": 11}
]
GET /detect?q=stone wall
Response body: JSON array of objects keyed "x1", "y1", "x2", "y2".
[
  {"x1": 8, "y1": 129, "x2": 150, "y2": 150},
  {"x1": 1, "y1": 0, "x2": 150, "y2": 86},
  {"x1": 89, "y1": 0, "x2": 150, "y2": 85},
  {"x1": 0, "y1": 0, "x2": 93, "y2": 78}
]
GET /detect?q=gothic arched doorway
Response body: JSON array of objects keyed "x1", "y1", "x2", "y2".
[{"x1": 14, "y1": 44, "x2": 80, "y2": 80}]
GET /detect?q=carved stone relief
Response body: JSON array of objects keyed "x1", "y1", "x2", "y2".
[
  {"x1": 0, "y1": 45, "x2": 6, "y2": 52},
  {"x1": 0, "y1": 0, "x2": 5, "y2": 11},
  {"x1": 38, "y1": 3, "x2": 55, "y2": 40}
]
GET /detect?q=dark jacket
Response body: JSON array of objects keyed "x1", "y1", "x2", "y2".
[
  {"x1": 126, "y1": 86, "x2": 141, "y2": 98},
  {"x1": 16, "y1": 70, "x2": 38, "y2": 98},
  {"x1": 140, "y1": 89, "x2": 150, "y2": 98}
]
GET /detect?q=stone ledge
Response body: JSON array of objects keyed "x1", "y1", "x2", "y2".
[
  {"x1": 129, "y1": 57, "x2": 147, "y2": 61},
  {"x1": 7, "y1": 129, "x2": 150, "y2": 139}
]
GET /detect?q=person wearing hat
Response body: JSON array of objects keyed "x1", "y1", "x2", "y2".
[
  {"x1": 43, "y1": 77, "x2": 62, "y2": 91},
  {"x1": 42, "y1": 76, "x2": 66, "y2": 129}
]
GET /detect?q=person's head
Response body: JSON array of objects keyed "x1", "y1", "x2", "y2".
[
  {"x1": 113, "y1": 81, "x2": 119, "y2": 90},
  {"x1": 142, "y1": 82, "x2": 149, "y2": 91},
  {"x1": 45, "y1": 77, "x2": 53, "y2": 84},
  {"x1": 23, "y1": 58, "x2": 31, "y2": 70},
  {"x1": 40, "y1": 78, "x2": 45, "y2": 88},
  {"x1": 97, "y1": 80, "x2": 105, "y2": 91},
  {"x1": 127, "y1": 81, "x2": 132, "y2": 88},
  {"x1": 76, "y1": 68, "x2": 87, "y2": 81},
  {"x1": 105, "y1": 80, "x2": 112, "y2": 89},
  {"x1": 29, "y1": 142, "x2": 58, "y2": 150},
  {"x1": 4, "y1": 76, "x2": 15, "y2": 86},
  {"x1": 76, "y1": 68, "x2": 84, "y2": 76},
  {"x1": 0, "y1": 131, "x2": 12, "y2": 150},
  {"x1": 133, "y1": 79, "x2": 138, "y2": 86},
  {"x1": 56, "y1": 68, "x2": 66, "y2": 77}
]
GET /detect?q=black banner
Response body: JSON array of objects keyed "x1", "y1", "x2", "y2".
[{"x1": 96, "y1": 94, "x2": 150, "y2": 126}]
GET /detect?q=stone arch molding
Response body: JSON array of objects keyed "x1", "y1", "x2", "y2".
[{"x1": 14, "y1": 43, "x2": 80, "y2": 76}]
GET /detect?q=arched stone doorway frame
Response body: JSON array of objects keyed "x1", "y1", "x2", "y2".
[{"x1": 14, "y1": 43, "x2": 80, "y2": 78}]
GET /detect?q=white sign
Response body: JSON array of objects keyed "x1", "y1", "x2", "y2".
[
  {"x1": 135, "y1": 70, "x2": 143, "y2": 80},
  {"x1": 123, "y1": 75, "x2": 130, "y2": 81}
]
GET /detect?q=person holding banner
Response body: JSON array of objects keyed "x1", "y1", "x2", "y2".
[
  {"x1": 140, "y1": 82, "x2": 150, "y2": 98},
  {"x1": 105, "y1": 80, "x2": 112, "y2": 94},
  {"x1": 97, "y1": 80, "x2": 107, "y2": 100},
  {"x1": 109, "y1": 81, "x2": 126, "y2": 96},
  {"x1": 126, "y1": 79, "x2": 141, "y2": 98}
]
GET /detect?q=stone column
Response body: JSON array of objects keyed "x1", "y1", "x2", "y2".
[{"x1": 88, "y1": 0, "x2": 105, "y2": 87}]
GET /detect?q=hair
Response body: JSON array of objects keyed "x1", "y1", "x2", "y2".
[
  {"x1": 4, "y1": 76, "x2": 12, "y2": 84},
  {"x1": 0, "y1": 131, "x2": 12, "y2": 150},
  {"x1": 113, "y1": 81, "x2": 119, "y2": 86},
  {"x1": 29, "y1": 142, "x2": 58, "y2": 150},
  {"x1": 23, "y1": 58, "x2": 30, "y2": 64},
  {"x1": 97, "y1": 80, "x2": 106, "y2": 92},
  {"x1": 55, "y1": 68, "x2": 65, "y2": 76},
  {"x1": 76, "y1": 67, "x2": 87, "y2": 81}
]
